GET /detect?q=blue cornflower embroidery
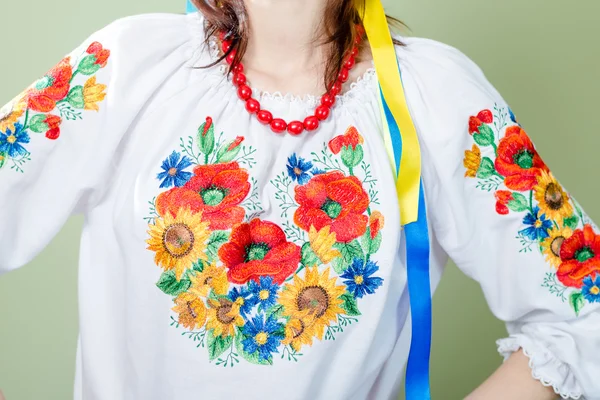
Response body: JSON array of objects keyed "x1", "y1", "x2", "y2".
[
  {"x1": 157, "y1": 151, "x2": 193, "y2": 188},
  {"x1": 0, "y1": 122, "x2": 30, "y2": 158},
  {"x1": 519, "y1": 206, "x2": 553, "y2": 241},
  {"x1": 249, "y1": 276, "x2": 279, "y2": 312},
  {"x1": 228, "y1": 286, "x2": 257, "y2": 316},
  {"x1": 582, "y1": 274, "x2": 600, "y2": 303},
  {"x1": 241, "y1": 314, "x2": 285, "y2": 362},
  {"x1": 286, "y1": 153, "x2": 313, "y2": 184},
  {"x1": 340, "y1": 258, "x2": 384, "y2": 299}
]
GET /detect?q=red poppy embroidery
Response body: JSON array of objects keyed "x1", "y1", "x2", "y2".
[
  {"x1": 156, "y1": 162, "x2": 250, "y2": 230},
  {"x1": 294, "y1": 171, "x2": 369, "y2": 243},
  {"x1": 26, "y1": 58, "x2": 73, "y2": 113},
  {"x1": 494, "y1": 190, "x2": 513, "y2": 215},
  {"x1": 557, "y1": 225, "x2": 600, "y2": 288},
  {"x1": 495, "y1": 126, "x2": 549, "y2": 191},
  {"x1": 468, "y1": 109, "x2": 493, "y2": 134},
  {"x1": 86, "y1": 42, "x2": 110, "y2": 68},
  {"x1": 44, "y1": 115, "x2": 62, "y2": 140},
  {"x1": 368, "y1": 211, "x2": 384, "y2": 239},
  {"x1": 218, "y1": 219, "x2": 301, "y2": 284},
  {"x1": 328, "y1": 126, "x2": 364, "y2": 154}
]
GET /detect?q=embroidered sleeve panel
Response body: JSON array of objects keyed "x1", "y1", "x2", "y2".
[
  {"x1": 463, "y1": 105, "x2": 600, "y2": 314},
  {"x1": 0, "y1": 42, "x2": 110, "y2": 173}
]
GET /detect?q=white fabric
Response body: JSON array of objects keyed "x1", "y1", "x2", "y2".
[{"x1": 1, "y1": 12, "x2": 598, "y2": 400}]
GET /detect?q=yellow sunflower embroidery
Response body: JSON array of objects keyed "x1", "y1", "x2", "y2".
[
  {"x1": 0, "y1": 95, "x2": 26, "y2": 132},
  {"x1": 542, "y1": 226, "x2": 573, "y2": 268},
  {"x1": 281, "y1": 316, "x2": 316, "y2": 352},
  {"x1": 533, "y1": 170, "x2": 573, "y2": 221},
  {"x1": 463, "y1": 144, "x2": 481, "y2": 178},
  {"x1": 146, "y1": 208, "x2": 210, "y2": 280},
  {"x1": 279, "y1": 266, "x2": 345, "y2": 341},
  {"x1": 189, "y1": 263, "x2": 229, "y2": 297},
  {"x1": 172, "y1": 292, "x2": 207, "y2": 330},
  {"x1": 308, "y1": 225, "x2": 341, "y2": 264},
  {"x1": 83, "y1": 76, "x2": 107, "y2": 111},
  {"x1": 206, "y1": 298, "x2": 244, "y2": 337}
]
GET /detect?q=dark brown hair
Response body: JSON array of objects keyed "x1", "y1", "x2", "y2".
[{"x1": 192, "y1": 0, "x2": 404, "y2": 90}]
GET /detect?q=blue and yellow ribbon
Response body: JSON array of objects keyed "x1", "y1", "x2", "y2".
[{"x1": 187, "y1": 1, "x2": 433, "y2": 398}]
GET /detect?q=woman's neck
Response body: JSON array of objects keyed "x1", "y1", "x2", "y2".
[{"x1": 243, "y1": 0, "x2": 328, "y2": 86}]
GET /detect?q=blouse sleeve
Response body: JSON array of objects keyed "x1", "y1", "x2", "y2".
[
  {"x1": 0, "y1": 14, "x2": 195, "y2": 274},
  {"x1": 401, "y1": 38, "x2": 600, "y2": 399}
]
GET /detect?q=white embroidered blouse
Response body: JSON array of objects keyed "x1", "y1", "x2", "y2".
[{"x1": 1, "y1": 12, "x2": 599, "y2": 400}]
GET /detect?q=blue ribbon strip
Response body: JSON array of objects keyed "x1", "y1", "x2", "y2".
[
  {"x1": 186, "y1": 0, "x2": 196, "y2": 14},
  {"x1": 380, "y1": 88, "x2": 432, "y2": 400}
]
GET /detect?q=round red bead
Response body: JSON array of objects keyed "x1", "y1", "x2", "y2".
[
  {"x1": 233, "y1": 72, "x2": 246, "y2": 86},
  {"x1": 351, "y1": 46, "x2": 359, "y2": 57},
  {"x1": 226, "y1": 50, "x2": 236, "y2": 64},
  {"x1": 257, "y1": 110, "x2": 273, "y2": 124},
  {"x1": 222, "y1": 40, "x2": 232, "y2": 53},
  {"x1": 303, "y1": 116, "x2": 319, "y2": 131},
  {"x1": 233, "y1": 63, "x2": 244, "y2": 74},
  {"x1": 321, "y1": 94, "x2": 336, "y2": 108},
  {"x1": 315, "y1": 105, "x2": 330, "y2": 121},
  {"x1": 344, "y1": 56, "x2": 355, "y2": 70},
  {"x1": 270, "y1": 118, "x2": 287, "y2": 133},
  {"x1": 237, "y1": 85, "x2": 252, "y2": 100},
  {"x1": 287, "y1": 121, "x2": 304, "y2": 135},
  {"x1": 330, "y1": 81, "x2": 343, "y2": 97},
  {"x1": 245, "y1": 99, "x2": 260, "y2": 114},
  {"x1": 338, "y1": 67, "x2": 350, "y2": 83}
]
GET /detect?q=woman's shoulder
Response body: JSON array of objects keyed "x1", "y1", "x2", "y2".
[
  {"x1": 82, "y1": 12, "x2": 207, "y2": 66},
  {"x1": 394, "y1": 35, "x2": 504, "y2": 120},
  {"x1": 396, "y1": 35, "x2": 497, "y2": 96}
]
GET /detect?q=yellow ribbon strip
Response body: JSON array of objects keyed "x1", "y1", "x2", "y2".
[{"x1": 362, "y1": 0, "x2": 421, "y2": 225}]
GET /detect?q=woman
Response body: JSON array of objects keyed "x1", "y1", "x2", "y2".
[{"x1": 0, "y1": 0, "x2": 598, "y2": 399}]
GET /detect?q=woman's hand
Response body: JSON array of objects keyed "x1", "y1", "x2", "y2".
[{"x1": 466, "y1": 349, "x2": 557, "y2": 400}]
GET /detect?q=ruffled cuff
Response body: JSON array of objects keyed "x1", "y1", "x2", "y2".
[{"x1": 497, "y1": 335, "x2": 583, "y2": 399}]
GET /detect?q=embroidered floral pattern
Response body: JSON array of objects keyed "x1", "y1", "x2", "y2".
[
  {"x1": 146, "y1": 122, "x2": 385, "y2": 366},
  {"x1": 464, "y1": 105, "x2": 599, "y2": 315},
  {"x1": 0, "y1": 42, "x2": 110, "y2": 172}
]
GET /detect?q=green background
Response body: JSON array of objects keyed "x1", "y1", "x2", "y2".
[{"x1": 1, "y1": 1, "x2": 598, "y2": 399}]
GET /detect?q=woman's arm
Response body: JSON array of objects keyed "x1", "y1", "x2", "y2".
[{"x1": 467, "y1": 350, "x2": 557, "y2": 400}]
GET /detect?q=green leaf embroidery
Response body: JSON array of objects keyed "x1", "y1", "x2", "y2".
[
  {"x1": 340, "y1": 292, "x2": 361, "y2": 316},
  {"x1": 77, "y1": 55, "x2": 101, "y2": 76},
  {"x1": 28, "y1": 114, "x2": 49, "y2": 133},
  {"x1": 266, "y1": 304, "x2": 285, "y2": 321},
  {"x1": 473, "y1": 124, "x2": 495, "y2": 147},
  {"x1": 508, "y1": 192, "x2": 529, "y2": 212},
  {"x1": 206, "y1": 231, "x2": 230, "y2": 263},
  {"x1": 300, "y1": 242, "x2": 320, "y2": 267},
  {"x1": 207, "y1": 331, "x2": 233, "y2": 361},
  {"x1": 156, "y1": 270, "x2": 191, "y2": 296},
  {"x1": 340, "y1": 144, "x2": 364, "y2": 169},
  {"x1": 234, "y1": 331, "x2": 272, "y2": 365},
  {"x1": 569, "y1": 291, "x2": 585, "y2": 316},
  {"x1": 0, "y1": 152, "x2": 6, "y2": 169},
  {"x1": 66, "y1": 86, "x2": 85, "y2": 109},
  {"x1": 332, "y1": 240, "x2": 364, "y2": 274},
  {"x1": 563, "y1": 215, "x2": 579, "y2": 230},
  {"x1": 476, "y1": 157, "x2": 495, "y2": 179},
  {"x1": 216, "y1": 139, "x2": 243, "y2": 163},
  {"x1": 197, "y1": 121, "x2": 216, "y2": 157},
  {"x1": 360, "y1": 228, "x2": 382, "y2": 255}
]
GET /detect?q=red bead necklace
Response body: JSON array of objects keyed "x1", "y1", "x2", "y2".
[{"x1": 220, "y1": 33, "x2": 363, "y2": 136}]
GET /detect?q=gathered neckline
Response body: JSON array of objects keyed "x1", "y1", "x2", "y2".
[{"x1": 185, "y1": 12, "x2": 378, "y2": 108}]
